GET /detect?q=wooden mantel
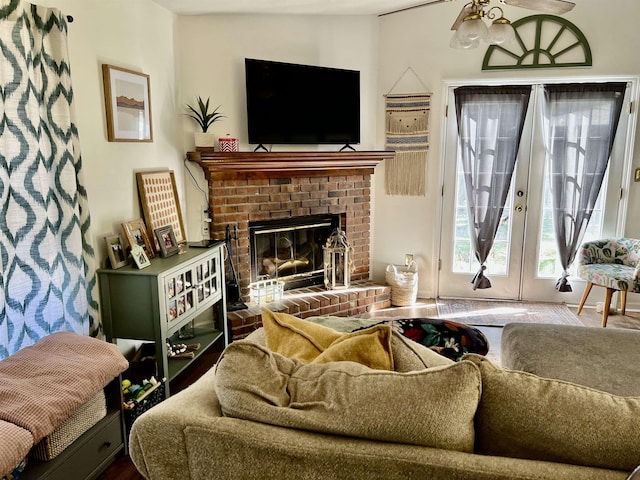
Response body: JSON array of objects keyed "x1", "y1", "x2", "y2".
[{"x1": 186, "y1": 149, "x2": 394, "y2": 180}]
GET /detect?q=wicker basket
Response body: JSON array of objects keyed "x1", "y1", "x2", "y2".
[
  {"x1": 32, "y1": 391, "x2": 106, "y2": 461},
  {"x1": 124, "y1": 382, "x2": 165, "y2": 437},
  {"x1": 385, "y1": 261, "x2": 418, "y2": 306}
]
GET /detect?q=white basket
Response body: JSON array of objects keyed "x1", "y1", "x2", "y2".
[
  {"x1": 249, "y1": 278, "x2": 284, "y2": 304},
  {"x1": 385, "y1": 261, "x2": 418, "y2": 306}
]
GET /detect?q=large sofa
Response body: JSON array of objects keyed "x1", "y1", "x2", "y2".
[{"x1": 129, "y1": 311, "x2": 640, "y2": 480}]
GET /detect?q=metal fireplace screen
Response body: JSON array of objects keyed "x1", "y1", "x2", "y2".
[{"x1": 249, "y1": 214, "x2": 340, "y2": 290}]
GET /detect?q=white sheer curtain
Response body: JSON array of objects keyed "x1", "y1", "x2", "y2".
[
  {"x1": 542, "y1": 82, "x2": 627, "y2": 292},
  {"x1": 0, "y1": 1, "x2": 98, "y2": 359},
  {"x1": 454, "y1": 86, "x2": 532, "y2": 290}
]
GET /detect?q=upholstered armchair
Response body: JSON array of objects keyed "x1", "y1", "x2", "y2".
[{"x1": 576, "y1": 238, "x2": 640, "y2": 327}]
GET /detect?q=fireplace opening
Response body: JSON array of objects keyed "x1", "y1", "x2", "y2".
[{"x1": 249, "y1": 214, "x2": 340, "y2": 291}]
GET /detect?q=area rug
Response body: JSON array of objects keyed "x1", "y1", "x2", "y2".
[{"x1": 436, "y1": 300, "x2": 583, "y2": 327}]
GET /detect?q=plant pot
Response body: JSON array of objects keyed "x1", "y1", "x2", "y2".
[{"x1": 194, "y1": 132, "x2": 216, "y2": 148}]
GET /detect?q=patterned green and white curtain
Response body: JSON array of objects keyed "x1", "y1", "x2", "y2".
[{"x1": 0, "y1": 0, "x2": 99, "y2": 359}]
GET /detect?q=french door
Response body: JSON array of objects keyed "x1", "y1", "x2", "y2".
[{"x1": 438, "y1": 80, "x2": 635, "y2": 304}]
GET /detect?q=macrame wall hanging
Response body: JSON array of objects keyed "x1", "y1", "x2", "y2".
[{"x1": 384, "y1": 68, "x2": 431, "y2": 196}]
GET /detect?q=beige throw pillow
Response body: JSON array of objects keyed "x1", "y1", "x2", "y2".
[
  {"x1": 215, "y1": 341, "x2": 481, "y2": 453},
  {"x1": 465, "y1": 353, "x2": 640, "y2": 471},
  {"x1": 390, "y1": 329, "x2": 453, "y2": 370}
]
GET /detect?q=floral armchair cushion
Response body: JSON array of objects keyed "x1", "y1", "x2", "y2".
[{"x1": 577, "y1": 238, "x2": 640, "y2": 292}]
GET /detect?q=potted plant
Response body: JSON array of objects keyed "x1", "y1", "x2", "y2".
[{"x1": 185, "y1": 96, "x2": 225, "y2": 147}]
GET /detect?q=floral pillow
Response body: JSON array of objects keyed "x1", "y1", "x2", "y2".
[{"x1": 353, "y1": 318, "x2": 489, "y2": 362}]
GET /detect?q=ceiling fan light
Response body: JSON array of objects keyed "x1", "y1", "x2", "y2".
[
  {"x1": 457, "y1": 17, "x2": 488, "y2": 41},
  {"x1": 487, "y1": 20, "x2": 516, "y2": 45},
  {"x1": 450, "y1": 32, "x2": 479, "y2": 49}
]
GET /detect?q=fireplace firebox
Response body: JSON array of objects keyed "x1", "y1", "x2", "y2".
[{"x1": 249, "y1": 214, "x2": 340, "y2": 291}]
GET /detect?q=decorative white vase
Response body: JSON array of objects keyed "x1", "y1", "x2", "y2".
[{"x1": 194, "y1": 132, "x2": 216, "y2": 148}]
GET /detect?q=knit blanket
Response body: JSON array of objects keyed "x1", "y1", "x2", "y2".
[{"x1": 0, "y1": 331, "x2": 128, "y2": 442}]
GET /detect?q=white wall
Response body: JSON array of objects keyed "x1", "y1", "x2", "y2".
[
  {"x1": 175, "y1": 14, "x2": 381, "y2": 241},
  {"x1": 374, "y1": 0, "x2": 640, "y2": 297},
  {"x1": 28, "y1": 0, "x2": 640, "y2": 300},
  {"x1": 34, "y1": 0, "x2": 183, "y2": 268}
]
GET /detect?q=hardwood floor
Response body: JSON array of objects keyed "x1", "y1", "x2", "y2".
[
  {"x1": 96, "y1": 301, "x2": 640, "y2": 479},
  {"x1": 569, "y1": 304, "x2": 640, "y2": 330}
]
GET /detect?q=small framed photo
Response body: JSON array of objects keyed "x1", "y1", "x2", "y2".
[
  {"x1": 154, "y1": 225, "x2": 179, "y2": 258},
  {"x1": 102, "y1": 64, "x2": 153, "y2": 142},
  {"x1": 122, "y1": 218, "x2": 155, "y2": 259},
  {"x1": 104, "y1": 233, "x2": 128, "y2": 269},
  {"x1": 131, "y1": 244, "x2": 151, "y2": 269}
]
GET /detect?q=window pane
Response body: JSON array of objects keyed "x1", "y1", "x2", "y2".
[
  {"x1": 452, "y1": 166, "x2": 512, "y2": 276},
  {"x1": 536, "y1": 169, "x2": 607, "y2": 277}
]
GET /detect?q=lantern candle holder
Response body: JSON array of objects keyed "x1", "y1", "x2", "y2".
[{"x1": 323, "y1": 228, "x2": 354, "y2": 290}]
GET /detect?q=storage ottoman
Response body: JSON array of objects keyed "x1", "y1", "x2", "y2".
[
  {"x1": 501, "y1": 322, "x2": 640, "y2": 396},
  {"x1": 31, "y1": 391, "x2": 107, "y2": 460}
]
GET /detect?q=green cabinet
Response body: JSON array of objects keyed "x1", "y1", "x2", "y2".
[{"x1": 98, "y1": 243, "x2": 228, "y2": 396}]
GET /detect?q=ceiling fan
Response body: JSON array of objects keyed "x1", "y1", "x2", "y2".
[{"x1": 380, "y1": 0, "x2": 576, "y2": 49}]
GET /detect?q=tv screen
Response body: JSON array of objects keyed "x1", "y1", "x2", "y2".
[{"x1": 245, "y1": 58, "x2": 360, "y2": 147}]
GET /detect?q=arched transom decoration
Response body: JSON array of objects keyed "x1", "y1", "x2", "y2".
[{"x1": 482, "y1": 15, "x2": 592, "y2": 71}]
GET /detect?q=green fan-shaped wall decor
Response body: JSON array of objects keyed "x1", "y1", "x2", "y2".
[{"x1": 482, "y1": 15, "x2": 591, "y2": 71}]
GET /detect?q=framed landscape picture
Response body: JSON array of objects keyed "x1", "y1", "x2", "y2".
[{"x1": 102, "y1": 64, "x2": 153, "y2": 142}]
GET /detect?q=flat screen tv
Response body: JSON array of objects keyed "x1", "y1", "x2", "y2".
[{"x1": 245, "y1": 58, "x2": 360, "y2": 148}]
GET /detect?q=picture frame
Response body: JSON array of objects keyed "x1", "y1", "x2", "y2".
[
  {"x1": 104, "y1": 233, "x2": 128, "y2": 269},
  {"x1": 102, "y1": 64, "x2": 153, "y2": 142},
  {"x1": 131, "y1": 244, "x2": 151, "y2": 269},
  {"x1": 121, "y1": 218, "x2": 156, "y2": 259},
  {"x1": 136, "y1": 170, "x2": 186, "y2": 251},
  {"x1": 154, "y1": 225, "x2": 179, "y2": 258}
]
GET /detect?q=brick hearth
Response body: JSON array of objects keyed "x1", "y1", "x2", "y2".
[
  {"x1": 228, "y1": 281, "x2": 391, "y2": 339},
  {"x1": 187, "y1": 149, "x2": 395, "y2": 340}
]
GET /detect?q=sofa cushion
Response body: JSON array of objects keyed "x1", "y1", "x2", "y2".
[
  {"x1": 390, "y1": 330, "x2": 454, "y2": 370},
  {"x1": 262, "y1": 308, "x2": 394, "y2": 370},
  {"x1": 464, "y1": 353, "x2": 640, "y2": 471},
  {"x1": 501, "y1": 322, "x2": 640, "y2": 397},
  {"x1": 215, "y1": 341, "x2": 481, "y2": 453}
]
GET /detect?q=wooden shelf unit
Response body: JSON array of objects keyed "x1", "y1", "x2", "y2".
[{"x1": 98, "y1": 243, "x2": 228, "y2": 397}]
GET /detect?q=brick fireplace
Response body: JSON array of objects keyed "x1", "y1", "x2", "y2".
[{"x1": 187, "y1": 149, "x2": 395, "y2": 339}]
